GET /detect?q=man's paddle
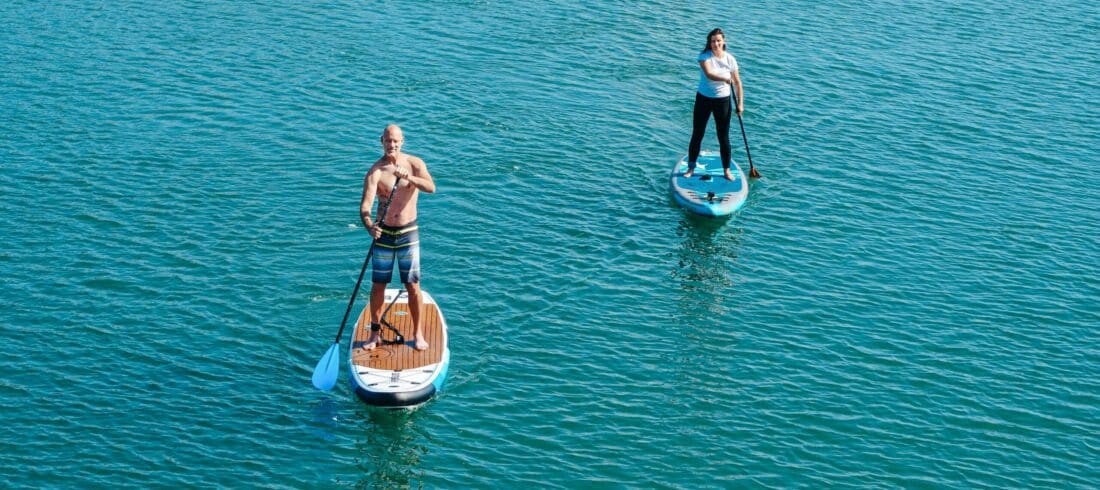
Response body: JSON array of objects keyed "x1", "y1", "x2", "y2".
[
  {"x1": 732, "y1": 90, "x2": 761, "y2": 179},
  {"x1": 312, "y1": 177, "x2": 401, "y2": 391}
]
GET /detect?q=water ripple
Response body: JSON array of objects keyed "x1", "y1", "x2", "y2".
[{"x1": 2, "y1": 0, "x2": 1098, "y2": 488}]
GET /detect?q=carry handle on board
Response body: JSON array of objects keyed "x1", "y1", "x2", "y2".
[{"x1": 312, "y1": 177, "x2": 401, "y2": 391}]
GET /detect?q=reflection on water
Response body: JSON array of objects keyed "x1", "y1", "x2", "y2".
[
  {"x1": 665, "y1": 213, "x2": 746, "y2": 410},
  {"x1": 669, "y1": 211, "x2": 745, "y2": 359},
  {"x1": 672, "y1": 213, "x2": 744, "y2": 322},
  {"x1": 351, "y1": 407, "x2": 428, "y2": 489}
]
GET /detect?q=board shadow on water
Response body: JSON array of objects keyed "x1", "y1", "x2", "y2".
[{"x1": 307, "y1": 397, "x2": 343, "y2": 442}]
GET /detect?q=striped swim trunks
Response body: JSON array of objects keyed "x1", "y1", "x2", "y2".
[{"x1": 371, "y1": 220, "x2": 421, "y2": 284}]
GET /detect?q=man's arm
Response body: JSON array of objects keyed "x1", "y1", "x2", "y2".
[
  {"x1": 403, "y1": 157, "x2": 436, "y2": 194},
  {"x1": 360, "y1": 170, "x2": 378, "y2": 229}
]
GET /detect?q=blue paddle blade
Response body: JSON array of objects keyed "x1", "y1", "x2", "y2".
[{"x1": 312, "y1": 343, "x2": 341, "y2": 390}]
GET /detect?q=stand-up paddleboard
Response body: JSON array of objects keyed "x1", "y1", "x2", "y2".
[
  {"x1": 669, "y1": 151, "x2": 748, "y2": 217},
  {"x1": 348, "y1": 288, "x2": 449, "y2": 408}
]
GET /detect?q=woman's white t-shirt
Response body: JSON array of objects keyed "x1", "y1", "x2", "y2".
[{"x1": 696, "y1": 50, "x2": 738, "y2": 98}]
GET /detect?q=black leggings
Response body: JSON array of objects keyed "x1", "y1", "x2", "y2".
[{"x1": 687, "y1": 92, "x2": 732, "y2": 169}]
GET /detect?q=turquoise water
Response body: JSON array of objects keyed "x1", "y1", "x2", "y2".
[{"x1": 3, "y1": 0, "x2": 1098, "y2": 487}]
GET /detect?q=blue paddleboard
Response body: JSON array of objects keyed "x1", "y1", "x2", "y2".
[{"x1": 669, "y1": 152, "x2": 748, "y2": 217}]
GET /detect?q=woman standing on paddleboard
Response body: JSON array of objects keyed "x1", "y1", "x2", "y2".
[{"x1": 685, "y1": 28, "x2": 743, "y2": 181}]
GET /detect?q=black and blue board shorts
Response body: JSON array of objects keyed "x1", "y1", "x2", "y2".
[{"x1": 371, "y1": 220, "x2": 421, "y2": 284}]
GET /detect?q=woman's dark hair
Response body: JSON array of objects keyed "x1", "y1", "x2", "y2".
[{"x1": 701, "y1": 28, "x2": 726, "y2": 53}]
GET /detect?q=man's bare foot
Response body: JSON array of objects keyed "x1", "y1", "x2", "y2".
[
  {"x1": 414, "y1": 333, "x2": 429, "y2": 351},
  {"x1": 364, "y1": 331, "x2": 382, "y2": 350},
  {"x1": 723, "y1": 169, "x2": 735, "y2": 181}
]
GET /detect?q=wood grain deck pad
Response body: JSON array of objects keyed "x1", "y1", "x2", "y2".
[{"x1": 350, "y1": 302, "x2": 444, "y2": 371}]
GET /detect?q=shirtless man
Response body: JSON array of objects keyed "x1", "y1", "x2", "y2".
[{"x1": 360, "y1": 124, "x2": 436, "y2": 351}]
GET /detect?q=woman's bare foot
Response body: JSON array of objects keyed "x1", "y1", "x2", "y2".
[
  {"x1": 723, "y1": 169, "x2": 735, "y2": 181},
  {"x1": 682, "y1": 170, "x2": 694, "y2": 178}
]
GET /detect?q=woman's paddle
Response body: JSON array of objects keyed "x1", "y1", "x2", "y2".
[
  {"x1": 732, "y1": 90, "x2": 761, "y2": 179},
  {"x1": 312, "y1": 177, "x2": 401, "y2": 391}
]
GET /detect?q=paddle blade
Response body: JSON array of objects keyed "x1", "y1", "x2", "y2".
[{"x1": 311, "y1": 342, "x2": 341, "y2": 390}]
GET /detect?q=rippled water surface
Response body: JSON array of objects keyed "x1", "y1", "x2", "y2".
[{"x1": 2, "y1": 0, "x2": 1098, "y2": 487}]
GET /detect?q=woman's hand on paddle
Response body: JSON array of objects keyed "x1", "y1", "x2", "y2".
[{"x1": 727, "y1": 78, "x2": 743, "y2": 115}]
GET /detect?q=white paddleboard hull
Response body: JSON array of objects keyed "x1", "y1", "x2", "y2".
[{"x1": 348, "y1": 289, "x2": 450, "y2": 409}]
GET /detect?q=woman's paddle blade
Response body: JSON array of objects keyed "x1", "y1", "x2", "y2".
[{"x1": 312, "y1": 343, "x2": 341, "y2": 390}]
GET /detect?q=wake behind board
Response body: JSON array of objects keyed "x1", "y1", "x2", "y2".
[
  {"x1": 348, "y1": 288, "x2": 450, "y2": 409},
  {"x1": 669, "y1": 151, "x2": 748, "y2": 217}
]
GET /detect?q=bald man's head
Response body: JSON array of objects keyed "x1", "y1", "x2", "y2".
[
  {"x1": 382, "y1": 124, "x2": 403, "y2": 140},
  {"x1": 381, "y1": 124, "x2": 404, "y2": 157}
]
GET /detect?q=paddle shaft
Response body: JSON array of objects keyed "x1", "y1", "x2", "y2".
[
  {"x1": 731, "y1": 90, "x2": 757, "y2": 177},
  {"x1": 330, "y1": 177, "x2": 401, "y2": 344}
]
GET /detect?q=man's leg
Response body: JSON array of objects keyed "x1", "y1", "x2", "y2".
[
  {"x1": 365, "y1": 282, "x2": 386, "y2": 349},
  {"x1": 397, "y1": 236, "x2": 427, "y2": 351},
  {"x1": 405, "y1": 281, "x2": 427, "y2": 351},
  {"x1": 366, "y1": 243, "x2": 396, "y2": 350}
]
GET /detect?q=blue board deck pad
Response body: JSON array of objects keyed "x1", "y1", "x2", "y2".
[{"x1": 669, "y1": 152, "x2": 749, "y2": 217}]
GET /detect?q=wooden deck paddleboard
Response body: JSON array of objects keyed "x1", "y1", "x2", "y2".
[
  {"x1": 348, "y1": 288, "x2": 449, "y2": 408},
  {"x1": 669, "y1": 151, "x2": 748, "y2": 217}
]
